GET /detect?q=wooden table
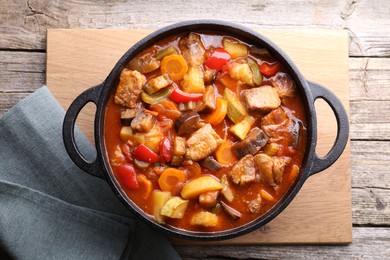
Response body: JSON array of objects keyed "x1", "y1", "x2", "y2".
[{"x1": 1, "y1": 1, "x2": 389, "y2": 259}]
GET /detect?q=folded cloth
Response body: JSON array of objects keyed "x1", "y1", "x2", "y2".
[{"x1": 0, "y1": 86, "x2": 180, "y2": 260}]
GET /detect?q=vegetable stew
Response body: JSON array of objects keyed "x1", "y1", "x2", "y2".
[{"x1": 104, "y1": 32, "x2": 307, "y2": 232}]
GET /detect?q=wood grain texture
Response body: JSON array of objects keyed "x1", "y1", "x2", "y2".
[
  {"x1": 175, "y1": 227, "x2": 390, "y2": 259},
  {"x1": 1, "y1": 0, "x2": 389, "y2": 57},
  {"x1": 0, "y1": 52, "x2": 45, "y2": 92},
  {"x1": 46, "y1": 29, "x2": 352, "y2": 244}
]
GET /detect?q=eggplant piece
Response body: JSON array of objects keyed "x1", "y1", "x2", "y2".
[
  {"x1": 203, "y1": 85, "x2": 216, "y2": 110},
  {"x1": 178, "y1": 101, "x2": 197, "y2": 111},
  {"x1": 204, "y1": 69, "x2": 218, "y2": 85},
  {"x1": 121, "y1": 108, "x2": 138, "y2": 125},
  {"x1": 232, "y1": 127, "x2": 268, "y2": 159},
  {"x1": 201, "y1": 156, "x2": 224, "y2": 171},
  {"x1": 211, "y1": 203, "x2": 222, "y2": 215},
  {"x1": 250, "y1": 46, "x2": 271, "y2": 57},
  {"x1": 134, "y1": 159, "x2": 150, "y2": 169},
  {"x1": 175, "y1": 111, "x2": 200, "y2": 136},
  {"x1": 220, "y1": 201, "x2": 242, "y2": 220},
  {"x1": 221, "y1": 174, "x2": 234, "y2": 202},
  {"x1": 131, "y1": 110, "x2": 157, "y2": 133},
  {"x1": 144, "y1": 74, "x2": 172, "y2": 95},
  {"x1": 271, "y1": 72, "x2": 296, "y2": 98}
]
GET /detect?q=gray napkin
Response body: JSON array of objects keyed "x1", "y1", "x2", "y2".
[{"x1": 0, "y1": 86, "x2": 180, "y2": 260}]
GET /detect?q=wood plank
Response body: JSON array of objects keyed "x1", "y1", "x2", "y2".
[
  {"x1": 0, "y1": 52, "x2": 45, "y2": 92},
  {"x1": 351, "y1": 140, "x2": 390, "y2": 226},
  {"x1": 351, "y1": 141, "x2": 390, "y2": 189},
  {"x1": 352, "y1": 188, "x2": 390, "y2": 225},
  {"x1": 46, "y1": 29, "x2": 351, "y2": 244},
  {"x1": 0, "y1": 93, "x2": 30, "y2": 115},
  {"x1": 349, "y1": 58, "x2": 390, "y2": 101},
  {"x1": 174, "y1": 227, "x2": 390, "y2": 259},
  {"x1": 350, "y1": 100, "x2": 390, "y2": 140},
  {"x1": 342, "y1": 0, "x2": 390, "y2": 57},
  {"x1": 348, "y1": 58, "x2": 390, "y2": 138},
  {"x1": 1, "y1": 0, "x2": 389, "y2": 57}
]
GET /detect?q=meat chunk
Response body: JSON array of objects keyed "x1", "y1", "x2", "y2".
[
  {"x1": 110, "y1": 145, "x2": 126, "y2": 167},
  {"x1": 261, "y1": 107, "x2": 290, "y2": 140},
  {"x1": 241, "y1": 85, "x2": 281, "y2": 112},
  {"x1": 254, "y1": 153, "x2": 291, "y2": 187},
  {"x1": 227, "y1": 62, "x2": 254, "y2": 86},
  {"x1": 261, "y1": 107, "x2": 300, "y2": 147},
  {"x1": 185, "y1": 124, "x2": 223, "y2": 161},
  {"x1": 114, "y1": 69, "x2": 146, "y2": 108},
  {"x1": 229, "y1": 154, "x2": 256, "y2": 185},
  {"x1": 248, "y1": 195, "x2": 262, "y2": 214},
  {"x1": 271, "y1": 72, "x2": 296, "y2": 98},
  {"x1": 144, "y1": 73, "x2": 172, "y2": 94},
  {"x1": 179, "y1": 33, "x2": 205, "y2": 67},
  {"x1": 273, "y1": 156, "x2": 291, "y2": 183},
  {"x1": 199, "y1": 191, "x2": 219, "y2": 208},
  {"x1": 261, "y1": 107, "x2": 289, "y2": 127}
]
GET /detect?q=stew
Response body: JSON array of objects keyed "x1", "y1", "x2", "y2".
[{"x1": 104, "y1": 32, "x2": 307, "y2": 232}]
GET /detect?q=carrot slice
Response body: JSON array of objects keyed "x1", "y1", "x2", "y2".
[
  {"x1": 184, "y1": 162, "x2": 202, "y2": 180},
  {"x1": 137, "y1": 174, "x2": 153, "y2": 199},
  {"x1": 158, "y1": 168, "x2": 187, "y2": 192},
  {"x1": 215, "y1": 141, "x2": 237, "y2": 165},
  {"x1": 217, "y1": 73, "x2": 237, "y2": 93},
  {"x1": 160, "y1": 54, "x2": 188, "y2": 81},
  {"x1": 288, "y1": 164, "x2": 300, "y2": 182},
  {"x1": 159, "y1": 99, "x2": 179, "y2": 111},
  {"x1": 260, "y1": 188, "x2": 276, "y2": 202},
  {"x1": 204, "y1": 97, "x2": 228, "y2": 126}
]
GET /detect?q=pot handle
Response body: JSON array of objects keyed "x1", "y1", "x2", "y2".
[
  {"x1": 62, "y1": 83, "x2": 104, "y2": 179},
  {"x1": 308, "y1": 81, "x2": 349, "y2": 175}
]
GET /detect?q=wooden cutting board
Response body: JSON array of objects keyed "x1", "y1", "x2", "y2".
[{"x1": 46, "y1": 29, "x2": 351, "y2": 244}]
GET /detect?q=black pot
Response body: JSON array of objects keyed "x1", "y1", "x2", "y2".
[{"x1": 63, "y1": 20, "x2": 349, "y2": 241}]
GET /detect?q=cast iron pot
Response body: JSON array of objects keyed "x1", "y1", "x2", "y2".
[{"x1": 63, "y1": 20, "x2": 349, "y2": 241}]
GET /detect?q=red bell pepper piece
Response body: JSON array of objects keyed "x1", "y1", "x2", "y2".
[
  {"x1": 117, "y1": 164, "x2": 139, "y2": 189},
  {"x1": 132, "y1": 144, "x2": 159, "y2": 163},
  {"x1": 259, "y1": 62, "x2": 280, "y2": 77},
  {"x1": 205, "y1": 48, "x2": 231, "y2": 71},
  {"x1": 159, "y1": 137, "x2": 173, "y2": 163},
  {"x1": 169, "y1": 88, "x2": 203, "y2": 103}
]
